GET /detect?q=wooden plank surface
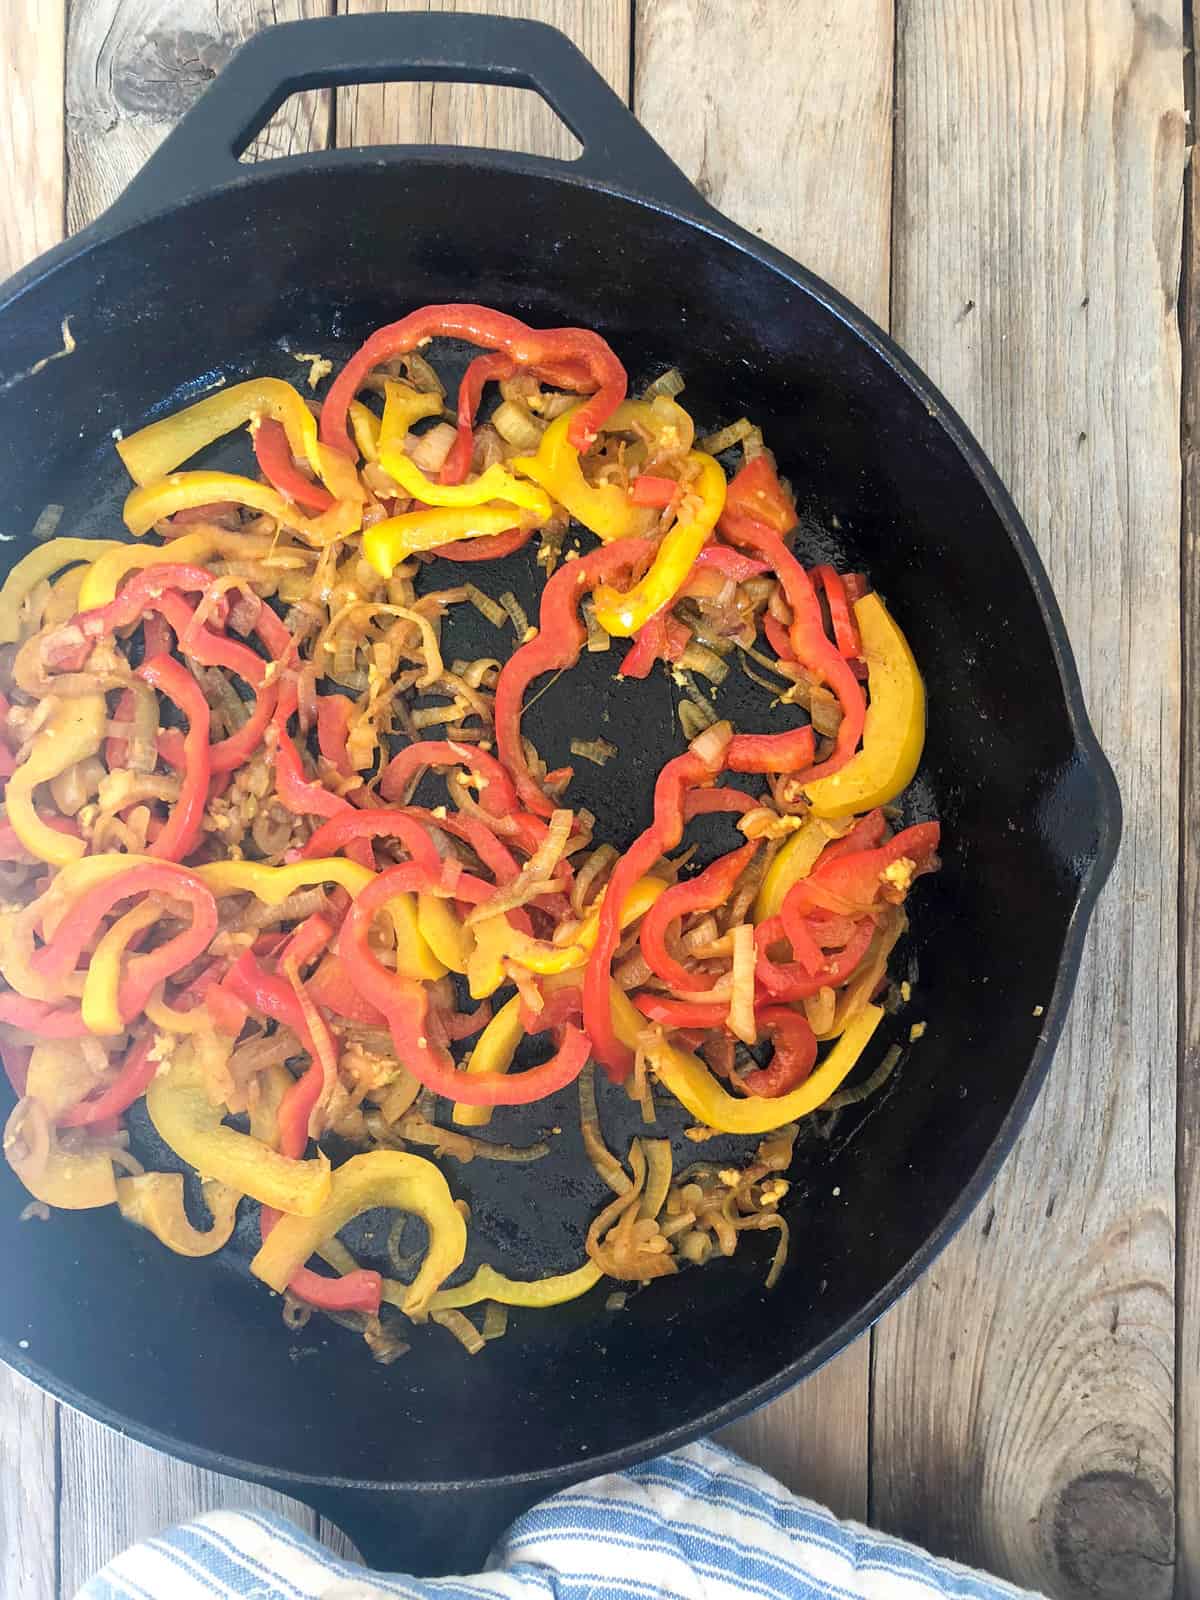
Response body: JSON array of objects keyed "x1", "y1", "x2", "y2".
[
  {"x1": 633, "y1": 0, "x2": 894, "y2": 1523},
  {"x1": 1175, "y1": 14, "x2": 1200, "y2": 1595},
  {"x1": 0, "y1": 0, "x2": 1194, "y2": 1594},
  {"x1": 336, "y1": 0, "x2": 625, "y2": 159},
  {"x1": 0, "y1": 0, "x2": 66, "y2": 278},
  {"x1": 64, "y1": 0, "x2": 332, "y2": 234},
  {"x1": 0, "y1": 1370, "x2": 57, "y2": 1600},
  {"x1": 872, "y1": 4, "x2": 1185, "y2": 1598}
]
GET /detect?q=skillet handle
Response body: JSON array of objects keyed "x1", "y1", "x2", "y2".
[
  {"x1": 102, "y1": 12, "x2": 710, "y2": 231},
  {"x1": 300, "y1": 1478, "x2": 547, "y2": 1578}
]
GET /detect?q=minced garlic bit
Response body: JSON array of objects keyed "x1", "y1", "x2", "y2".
[
  {"x1": 1033, "y1": 1005, "x2": 1044, "y2": 1017},
  {"x1": 900, "y1": 980, "x2": 912, "y2": 1003},
  {"x1": 881, "y1": 856, "x2": 917, "y2": 893},
  {"x1": 909, "y1": 1021, "x2": 927, "y2": 1042},
  {"x1": 293, "y1": 352, "x2": 333, "y2": 389}
]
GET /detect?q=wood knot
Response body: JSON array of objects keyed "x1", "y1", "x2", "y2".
[
  {"x1": 112, "y1": 30, "x2": 235, "y2": 121},
  {"x1": 1052, "y1": 1471, "x2": 1172, "y2": 1599}
]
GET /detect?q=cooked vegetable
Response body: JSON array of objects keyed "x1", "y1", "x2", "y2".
[{"x1": 0, "y1": 304, "x2": 939, "y2": 1356}]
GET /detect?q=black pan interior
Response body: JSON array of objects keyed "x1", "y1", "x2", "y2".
[{"x1": 0, "y1": 159, "x2": 1107, "y2": 1492}]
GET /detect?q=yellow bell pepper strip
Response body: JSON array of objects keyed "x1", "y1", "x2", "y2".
[
  {"x1": 466, "y1": 875, "x2": 667, "y2": 998},
  {"x1": 646, "y1": 1001, "x2": 886, "y2": 1135},
  {"x1": 753, "y1": 819, "x2": 833, "y2": 924},
  {"x1": 5, "y1": 693, "x2": 106, "y2": 864},
  {"x1": 417, "y1": 892, "x2": 472, "y2": 975},
  {"x1": 378, "y1": 378, "x2": 443, "y2": 456},
  {"x1": 349, "y1": 400, "x2": 383, "y2": 462},
  {"x1": 381, "y1": 448, "x2": 553, "y2": 519},
  {"x1": 804, "y1": 593, "x2": 927, "y2": 817},
  {"x1": 0, "y1": 538, "x2": 123, "y2": 644},
  {"x1": 3, "y1": 1098, "x2": 117, "y2": 1209},
  {"x1": 116, "y1": 1172, "x2": 240, "y2": 1257},
  {"x1": 82, "y1": 900, "x2": 162, "y2": 1036},
  {"x1": 78, "y1": 528, "x2": 280, "y2": 609},
  {"x1": 511, "y1": 407, "x2": 656, "y2": 542},
  {"x1": 453, "y1": 993, "x2": 523, "y2": 1127},
  {"x1": 196, "y1": 857, "x2": 444, "y2": 983},
  {"x1": 123, "y1": 471, "x2": 361, "y2": 545},
  {"x1": 590, "y1": 452, "x2": 727, "y2": 636},
  {"x1": 117, "y1": 377, "x2": 363, "y2": 504},
  {"x1": 250, "y1": 1149, "x2": 467, "y2": 1321},
  {"x1": 25, "y1": 1040, "x2": 103, "y2": 1116},
  {"x1": 146, "y1": 1044, "x2": 331, "y2": 1216},
  {"x1": 427, "y1": 1259, "x2": 602, "y2": 1312},
  {"x1": 603, "y1": 395, "x2": 696, "y2": 456},
  {"x1": 363, "y1": 505, "x2": 533, "y2": 577}
]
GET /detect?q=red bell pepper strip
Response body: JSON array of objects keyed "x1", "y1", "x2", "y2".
[
  {"x1": 725, "y1": 726, "x2": 815, "y2": 775},
  {"x1": 741, "y1": 1007, "x2": 818, "y2": 1098},
  {"x1": 631, "y1": 474, "x2": 678, "y2": 508},
  {"x1": 278, "y1": 912, "x2": 336, "y2": 971},
  {"x1": 720, "y1": 455, "x2": 797, "y2": 534},
  {"x1": 253, "y1": 418, "x2": 334, "y2": 513},
  {"x1": 762, "y1": 612, "x2": 794, "y2": 662},
  {"x1": 632, "y1": 992, "x2": 729, "y2": 1030},
  {"x1": 272, "y1": 679, "x2": 353, "y2": 824},
  {"x1": 815, "y1": 809, "x2": 887, "y2": 865},
  {"x1": 694, "y1": 545, "x2": 771, "y2": 581},
  {"x1": 440, "y1": 350, "x2": 515, "y2": 485},
  {"x1": 302, "y1": 807, "x2": 441, "y2": 878},
  {"x1": 813, "y1": 564, "x2": 862, "y2": 660},
  {"x1": 379, "y1": 739, "x2": 522, "y2": 821},
  {"x1": 0, "y1": 996, "x2": 88, "y2": 1036},
  {"x1": 306, "y1": 951, "x2": 387, "y2": 1025},
  {"x1": 43, "y1": 564, "x2": 221, "y2": 673},
  {"x1": 619, "y1": 611, "x2": 690, "y2": 680},
  {"x1": 338, "y1": 864, "x2": 590, "y2": 1104},
  {"x1": 782, "y1": 822, "x2": 941, "y2": 923},
  {"x1": 275, "y1": 956, "x2": 340, "y2": 1156},
  {"x1": 316, "y1": 694, "x2": 355, "y2": 779},
  {"x1": 35, "y1": 864, "x2": 218, "y2": 1025},
  {"x1": 720, "y1": 459, "x2": 866, "y2": 783},
  {"x1": 584, "y1": 746, "x2": 723, "y2": 1080},
  {"x1": 638, "y1": 842, "x2": 758, "y2": 993},
  {"x1": 682, "y1": 788, "x2": 758, "y2": 819},
  {"x1": 437, "y1": 1000, "x2": 493, "y2": 1041},
  {"x1": 320, "y1": 304, "x2": 627, "y2": 459},
  {"x1": 754, "y1": 914, "x2": 874, "y2": 1001},
  {"x1": 494, "y1": 539, "x2": 655, "y2": 815},
  {"x1": 432, "y1": 524, "x2": 536, "y2": 562},
  {"x1": 519, "y1": 984, "x2": 582, "y2": 1035},
  {"x1": 58, "y1": 1035, "x2": 157, "y2": 1126},
  {"x1": 205, "y1": 981, "x2": 249, "y2": 1037},
  {"x1": 401, "y1": 806, "x2": 520, "y2": 884},
  {"x1": 135, "y1": 654, "x2": 210, "y2": 862}
]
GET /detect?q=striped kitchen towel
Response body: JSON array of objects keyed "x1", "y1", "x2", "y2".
[{"x1": 76, "y1": 1437, "x2": 1045, "y2": 1599}]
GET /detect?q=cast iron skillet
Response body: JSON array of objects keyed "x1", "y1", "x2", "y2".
[{"x1": 0, "y1": 13, "x2": 1119, "y2": 1576}]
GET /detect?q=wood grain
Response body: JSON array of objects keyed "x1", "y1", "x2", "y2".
[
  {"x1": 55, "y1": 1409, "x2": 340, "y2": 1596},
  {"x1": 0, "y1": 1369, "x2": 57, "y2": 1600},
  {"x1": 0, "y1": 0, "x2": 66, "y2": 277},
  {"x1": 336, "y1": 0, "x2": 627, "y2": 160},
  {"x1": 0, "y1": 8, "x2": 65, "y2": 1594},
  {"x1": 634, "y1": 0, "x2": 894, "y2": 1523},
  {"x1": 64, "y1": 0, "x2": 332, "y2": 234},
  {"x1": 873, "y1": 3, "x2": 1185, "y2": 1596},
  {"x1": 1175, "y1": 14, "x2": 1200, "y2": 1596}
]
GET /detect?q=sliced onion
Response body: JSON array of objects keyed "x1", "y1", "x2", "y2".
[
  {"x1": 688, "y1": 718, "x2": 733, "y2": 768},
  {"x1": 728, "y1": 923, "x2": 757, "y2": 1045}
]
